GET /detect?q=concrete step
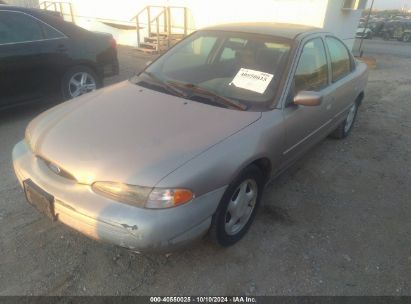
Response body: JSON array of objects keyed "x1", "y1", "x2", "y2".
[
  {"x1": 149, "y1": 32, "x2": 185, "y2": 39},
  {"x1": 143, "y1": 37, "x2": 169, "y2": 45},
  {"x1": 135, "y1": 47, "x2": 160, "y2": 54},
  {"x1": 140, "y1": 42, "x2": 160, "y2": 49},
  {"x1": 138, "y1": 42, "x2": 169, "y2": 51}
]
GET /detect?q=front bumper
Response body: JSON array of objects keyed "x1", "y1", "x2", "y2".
[{"x1": 12, "y1": 140, "x2": 226, "y2": 252}]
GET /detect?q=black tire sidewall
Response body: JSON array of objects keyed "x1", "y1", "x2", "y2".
[
  {"x1": 211, "y1": 165, "x2": 264, "y2": 246},
  {"x1": 61, "y1": 66, "x2": 101, "y2": 100}
]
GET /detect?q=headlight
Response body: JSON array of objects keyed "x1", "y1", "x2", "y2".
[{"x1": 92, "y1": 182, "x2": 194, "y2": 209}]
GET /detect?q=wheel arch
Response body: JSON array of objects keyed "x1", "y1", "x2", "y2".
[
  {"x1": 67, "y1": 60, "x2": 102, "y2": 81},
  {"x1": 236, "y1": 157, "x2": 272, "y2": 186},
  {"x1": 250, "y1": 157, "x2": 272, "y2": 184},
  {"x1": 357, "y1": 91, "x2": 365, "y2": 106}
]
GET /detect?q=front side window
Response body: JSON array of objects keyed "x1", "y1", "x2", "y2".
[
  {"x1": 137, "y1": 30, "x2": 292, "y2": 110},
  {"x1": 325, "y1": 37, "x2": 352, "y2": 81},
  {"x1": 294, "y1": 37, "x2": 328, "y2": 94},
  {"x1": 0, "y1": 11, "x2": 43, "y2": 44}
]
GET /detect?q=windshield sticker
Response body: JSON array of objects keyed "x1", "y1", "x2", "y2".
[{"x1": 230, "y1": 68, "x2": 274, "y2": 94}]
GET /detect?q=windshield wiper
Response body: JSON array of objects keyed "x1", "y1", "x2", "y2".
[
  {"x1": 167, "y1": 81, "x2": 248, "y2": 111},
  {"x1": 140, "y1": 71, "x2": 187, "y2": 98}
]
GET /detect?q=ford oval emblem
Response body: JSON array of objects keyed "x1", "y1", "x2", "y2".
[{"x1": 49, "y1": 163, "x2": 61, "y2": 175}]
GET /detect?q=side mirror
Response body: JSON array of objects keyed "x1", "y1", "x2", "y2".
[
  {"x1": 146, "y1": 61, "x2": 152, "y2": 66},
  {"x1": 293, "y1": 91, "x2": 323, "y2": 106}
]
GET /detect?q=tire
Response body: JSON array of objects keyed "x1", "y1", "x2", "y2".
[
  {"x1": 61, "y1": 65, "x2": 101, "y2": 100},
  {"x1": 403, "y1": 33, "x2": 411, "y2": 43},
  {"x1": 330, "y1": 100, "x2": 359, "y2": 139},
  {"x1": 210, "y1": 165, "x2": 264, "y2": 247}
]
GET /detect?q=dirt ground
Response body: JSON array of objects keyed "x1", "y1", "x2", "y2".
[{"x1": 0, "y1": 46, "x2": 410, "y2": 295}]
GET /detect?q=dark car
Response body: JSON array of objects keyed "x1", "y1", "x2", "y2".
[
  {"x1": 381, "y1": 20, "x2": 411, "y2": 41},
  {"x1": 0, "y1": 5, "x2": 119, "y2": 109},
  {"x1": 369, "y1": 21, "x2": 385, "y2": 37}
]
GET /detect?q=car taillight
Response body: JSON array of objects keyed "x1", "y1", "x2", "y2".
[{"x1": 110, "y1": 37, "x2": 117, "y2": 49}]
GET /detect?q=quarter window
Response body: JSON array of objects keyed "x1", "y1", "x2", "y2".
[
  {"x1": 0, "y1": 11, "x2": 43, "y2": 44},
  {"x1": 294, "y1": 37, "x2": 328, "y2": 93},
  {"x1": 325, "y1": 37, "x2": 352, "y2": 81}
]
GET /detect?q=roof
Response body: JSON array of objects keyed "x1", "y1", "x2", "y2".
[
  {"x1": 0, "y1": 5, "x2": 89, "y2": 37},
  {"x1": 0, "y1": 5, "x2": 47, "y2": 15},
  {"x1": 201, "y1": 22, "x2": 321, "y2": 39}
]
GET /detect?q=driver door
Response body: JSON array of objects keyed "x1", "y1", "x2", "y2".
[{"x1": 281, "y1": 36, "x2": 333, "y2": 165}]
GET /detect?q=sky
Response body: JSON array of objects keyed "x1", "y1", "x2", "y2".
[{"x1": 372, "y1": 0, "x2": 411, "y2": 10}]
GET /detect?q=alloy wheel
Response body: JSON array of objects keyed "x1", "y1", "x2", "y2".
[
  {"x1": 344, "y1": 103, "x2": 357, "y2": 133},
  {"x1": 68, "y1": 72, "x2": 97, "y2": 98},
  {"x1": 225, "y1": 179, "x2": 258, "y2": 236}
]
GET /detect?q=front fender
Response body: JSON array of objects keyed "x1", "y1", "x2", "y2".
[{"x1": 155, "y1": 110, "x2": 285, "y2": 197}]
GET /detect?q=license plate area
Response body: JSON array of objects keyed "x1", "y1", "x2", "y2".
[{"x1": 23, "y1": 179, "x2": 56, "y2": 221}]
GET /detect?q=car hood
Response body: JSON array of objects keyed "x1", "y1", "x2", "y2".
[{"x1": 27, "y1": 81, "x2": 261, "y2": 186}]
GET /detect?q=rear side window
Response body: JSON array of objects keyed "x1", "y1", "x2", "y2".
[
  {"x1": 294, "y1": 37, "x2": 329, "y2": 93},
  {"x1": 0, "y1": 11, "x2": 43, "y2": 44},
  {"x1": 325, "y1": 37, "x2": 352, "y2": 81},
  {"x1": 41, "y1": 23, "x2": 65, "y2": 39}
]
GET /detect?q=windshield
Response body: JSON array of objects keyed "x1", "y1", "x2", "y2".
[{"x1": 134, "y1": 30, "x2": 292, "y2": 111}]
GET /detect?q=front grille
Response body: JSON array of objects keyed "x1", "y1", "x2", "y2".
[{"x1": 38, "y1": 156, "x2": 77, "y2": 182}]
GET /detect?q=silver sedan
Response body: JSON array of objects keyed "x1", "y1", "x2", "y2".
[{"x1": 13, "y1": 23, "x2": 368, "y2": 251}]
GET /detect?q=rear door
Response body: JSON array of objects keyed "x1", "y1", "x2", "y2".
[
  {"x1": 324, "y1": 36, "x2": 358, "y2": 124},
  {"x1": 35, "y1": 18, "x2": 71, "y2": 99},
  {"x1": 281, "y1": 36, "x2": 334, "y2": 165},
  {"x1": 0, "y1": 10, "x2": 45, "y2": 107}
]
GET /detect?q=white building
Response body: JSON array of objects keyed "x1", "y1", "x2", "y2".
[{"x1": 10, "y1": 0, "x2": 367, "y2": 50}]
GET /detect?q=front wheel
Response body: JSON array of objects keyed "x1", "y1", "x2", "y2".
[
  {"x1": 61, "y1": 66, "x2": 101, "y2": 100},
  {"x1": 403, "y1": 33, "x2": 411, "y2": 43},
  {"x1": 210, "y1": 165, "x2": 264, "y2": 247},
  {"x1": 330, "y1": 102, "x2": 359, "y2": 139}
]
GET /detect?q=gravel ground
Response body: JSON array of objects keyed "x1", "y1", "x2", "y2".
[{"x1": 0, "y1": 45, "x2": 410, "y2": 296}]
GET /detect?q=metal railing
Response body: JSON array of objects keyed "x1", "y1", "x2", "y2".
[
  {"x1": 39, "y1": 1, "x2": 75, "y2": 23},
  {"x1": 131, "y1": 5, "x2": 188, "y2": 50}
]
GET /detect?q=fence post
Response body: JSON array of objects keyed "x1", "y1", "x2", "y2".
[
  {"x1": 184, "y1": 7, "x2": 188, "y2": 36},
  {"x1": 156, "y1": 16, "x2": 160, "y2": 52},
  {"x1": 69, "y1": 3, "x2": 75, "y2": 23},
  {"x1": 136, "y1": 16, "x2": 140, "y2": 48},
  {"x1": 163, "y1": 7, "x2": 167, "y2": 33},
  {"x1": 147, "y1": 7, "x2": 151, "y2": 37},
  {"x1": 167, "y1": 6, "x2": 171, "y2": 48}
]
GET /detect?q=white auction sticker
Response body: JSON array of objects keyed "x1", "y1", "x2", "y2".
[{"x1": 230, "y1": 68, "x2": 274, "y2": 94}]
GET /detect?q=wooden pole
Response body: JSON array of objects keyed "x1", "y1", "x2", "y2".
[{"x1": 359, "y1": 0, "x2": 375, "y2": 57}]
